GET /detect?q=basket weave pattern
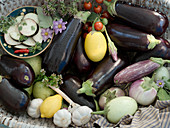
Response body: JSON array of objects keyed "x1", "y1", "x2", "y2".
[{"x1": 0, "y1": 0, "x2": 170, "y2": 128}]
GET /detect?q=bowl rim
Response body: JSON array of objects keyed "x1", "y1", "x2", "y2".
[{"x1": 0, "y1": 6, "x2": 54, "y2": 59}]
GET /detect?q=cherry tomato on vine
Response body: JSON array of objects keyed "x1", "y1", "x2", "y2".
[
  {"x1": 84, "y1": 2, "x2": 92, "y2": 10},
  {"x1": 94, "y1": 21, "x2": 103, "y2": 31},
  {"x1": 94, "y1": 5, "x2": 102, "y2": 14},
  {"x1": 83, "y1": 22, "x2": 91, "y2": 31},
  {"x1": 83, "y1": 32, "x2": 88, "y2": 39},
  {"x1": 102, "y1": 11, "x2": 111, "y2": 19},
  {"x1": 95, "y1": 0, "x2": 103, "y2": 4},
  {"x1": 88, "y1": 26, "x2": 92, "y2": 32},
  {"x1": 107, "y1": 0, "x2": 112, "y2": 2}
]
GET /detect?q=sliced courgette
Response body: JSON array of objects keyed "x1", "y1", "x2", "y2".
[
  {"x1": 8, "y1": 25, "x2": 21, "y2": 41},
  {"x1": 23, "y1": 38, "x2": 36, "y2": 46},
  {"x1": 15, "y1": 15, "x2": 24, "y2": 24},
  {"x1": 24, "y1": 13, "x2": 39, "y2": 24},
  {"x1": 33, "y1": 28, "x2": 43, "y2": 43},
  {"x1": 4, "y1": 27, "x2": 21, "y2": 45},
  {"x1": 14, "y1": 45, "x2": 29, "y2": 49},
  {"x1": 18, "y1": 19, "x2": 38, "y2": 37}
]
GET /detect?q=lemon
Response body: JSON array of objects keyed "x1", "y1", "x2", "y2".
[
  {"x1": 40, "y1": 94, "x2": 62, "y2": 118},
  {"x1": 84, "y1": 31, "x2": 107, "y2": 62}
]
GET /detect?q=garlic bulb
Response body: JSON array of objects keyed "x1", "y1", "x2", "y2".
[
  {"x1": 27, "y1": 98, "x2": 43, "y2": 118},
  {"x1": 72, "y1": 106, "x2": 93, "y2": 126},
  {"x1": 53, "y1": 109, "x2": 71, "y2": 128}
]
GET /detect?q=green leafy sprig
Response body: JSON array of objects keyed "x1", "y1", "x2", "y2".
[
  {"x1": 0, "y1": 16, "x2": 16, "y2": 33},
  {"x1": 35, "y1": 69, "x2": 63, "y2": 88},
  {"x1": 28, "y1": 42, "x2": 42, "y2": 53}
]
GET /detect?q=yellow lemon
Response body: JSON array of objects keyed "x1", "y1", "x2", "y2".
[
  {"x1": 40, "y1": 94, "x2": 62, "y2": 118},
  {"x1": 84, "y1": 31, "x2": 107, "y2": 62}
]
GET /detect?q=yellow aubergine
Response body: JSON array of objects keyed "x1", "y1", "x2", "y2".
[
  {"x1": 84, "y1": 31, "x2": 107, "y2": 62},
  {"x1": 40, "y1": 94, "x2": 62, "y2": 118}
]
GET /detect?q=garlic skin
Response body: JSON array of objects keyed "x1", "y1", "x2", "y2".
[
  {"x1": 72, "y1": 106, "x2": 93, "y2": 126},
  {"x1": 53, "y1": 109, "x2": 71, "y2": 128},
  {"x1": 27, "y1": 98, "x2": 43, "y2": 118}
]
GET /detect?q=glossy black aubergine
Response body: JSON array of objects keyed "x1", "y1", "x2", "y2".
[
  {"x1": 0, "y1": 77, "x2": 30, "y2": 112},
  {"x1": 77, "y1": 55, "x2": 128, "y2": 96},
  {"x1": 43, "y1": 11, "x2": 91, "y2": 74},
  {"x1": 73, "y1": 36, "x2": 93, "y2": 74},
  {"x1": 106, "y1": 22, "x2": 161, "y2": 52},
  {"x1": 133, "y1": 37, "x2": 170, "y2": 62},
  {"x1": 114, "y1": 57, "x2": 170, "y2": 85},
  {"x1": 60, "y1": 75, "x2": 96, "y2": 110},
  {"x1": 104, "y1": 0, "x2": 169, "y2": 36},
  {"x1": 0, "y1": 55, "x2": 35, "y2": 88}
]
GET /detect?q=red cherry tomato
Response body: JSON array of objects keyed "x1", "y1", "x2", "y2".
[
  {"x1": 107, "y1": 0, "x2": 112, "y2": 2},
  {"x1": 83, "y1": 22, "x2": 91, "y2": 31},
  {"x1": 94, "y1": 21, "x2": 103, "y2": 31},
  {"x1": 84, "y1": 2, "x2": 92, "y2": 10},
  {"x1": 96, "y1": 0, "x2": 103, "y2": 4},
  {"x1": 102, "y1": 11, "x2": 111, "y2": 19},
  {"x1": 83, "y1": 33, "x2": 88, "y2": 39},
  {"x1": 88, "y1": 26, "x2": 92, "y2": 32},
  {"x1": 94, "y1": 5, "x2": 102, "y2": 14}
]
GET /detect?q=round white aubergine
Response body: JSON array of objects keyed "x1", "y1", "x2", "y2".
[
  {"x1": 154, "y1": 66, "x2": 170, "y2": 81},
  {"x1": 99, "y1": 87, "x2": 125, "y2": 109},
  {"x1": 106, "y1": 96, "x2": 138, "y2": 124}
]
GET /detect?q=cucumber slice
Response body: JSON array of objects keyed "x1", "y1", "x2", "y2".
[
  {"x1": 18, "y1": 19, "x2": 38, "y2": 37},
  {"x1": 33, "y1": 28, "x2": 43, "y2": 43},
  {"x1": 24, "y1": 13, "x2": 39, "y2": 24},
  {"x1": 23, "y1": 38, "x2": 36, "y2": 46},
  {"x1": 4, "y1": 27, "x2": 21, "y2": 45},
  {"x1": 8, "y1": 25, "x2": 21, "y2": 41},
  {"x1": 14, "y1": 45, "x2": 29, "y2": 49}
]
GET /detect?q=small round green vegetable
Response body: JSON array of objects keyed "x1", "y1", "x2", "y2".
[
  {"x1": 92, "y1": 96, "x2": 138, "y2": 124},
  {"x1": 154, "y1": 66, "x2": 170, "y2": 81},
  {"x1": 33, "y1": 81, "x2": 55, "y2": 100}
]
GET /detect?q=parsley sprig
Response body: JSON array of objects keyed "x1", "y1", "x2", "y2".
[
  {"x1": 28, "y1": 42, "x2": 42, "y2": 53},
  {"x1": 0, "y1": 16, "x2": 16, "y2": 33}
]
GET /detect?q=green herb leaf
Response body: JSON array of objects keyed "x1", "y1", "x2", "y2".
[
  {"x1": 28, "y1": 42, "x2": 42, "y2": 54},
  {"x1": 31, "y1": 26, "x2": 35, "y2": 30},
  {"x1": 87, "y1": 12, "x2": 100, "y2": 22},
  {"x1": 157, "y1": 88, "x2": 170, "y2": 101},
  {"x1": 18, "y1": 26, "x2": 22, "y2": 31},
  {"x1": 23, "y1": 22, "x2": 27, "y2": 26},
  {"x1": 19, "y1": 35, "x2": 28, "y2": 41},
  {"x1": 37, "y1": 7, "x2": 53, "y2": 28}
]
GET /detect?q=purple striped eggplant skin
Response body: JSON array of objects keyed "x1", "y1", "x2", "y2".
[
  {"x1": 114, "y1": 60, "x2": 160, "y2": 84},
  {"x1": 107, "y1": 23, "x2": 161, "y2": 52},
  {"x1": 104, "y1": 0, "x2": 169, "y2": 36},
  {"x1": 133, "y1": 37, "x2": 170, "y2": 62}
]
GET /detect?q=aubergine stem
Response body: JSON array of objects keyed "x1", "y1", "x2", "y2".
[
  {"x1": 74, "y1": 11, "x2": 91, "y2": 24},
  {"x1": 147, "y1": 35, "x2": 161, "y2": 49},
  {"x1": 150, "y1": 57, "x2": 170, "y2": 66},
  {"x1": 103, "y1": 0, "x2": 118, "y2": 16},
  {"x1": 48, "y1": 85, "x2": 79, "y2": 108},
  {"x1": 77, "y1": 80, "x2": 96, "y2": 97},
  {"x1": 105, "y1": 28, "x2": 118, "y2": 61}
]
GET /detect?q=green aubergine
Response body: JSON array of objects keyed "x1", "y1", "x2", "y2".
[
  {"x1": 0, "y1": 55, "x2": 35, "y2": 88},
  {"x1": 0, "y1": 77, "x2": 30, "y2": 112},
  {"x1": 43, "y1": 11, "x2": 91, "y2": 74}
]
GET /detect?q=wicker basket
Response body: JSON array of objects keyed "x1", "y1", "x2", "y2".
[{"x1": 0, "y1": 0, "x2": 170, "y2": 128}]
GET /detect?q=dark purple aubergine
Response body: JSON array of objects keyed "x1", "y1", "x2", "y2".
[
  {"x1": 73, "y1": 36, "x2": 93, "y2": 74},
  {"x1": 107, "y1": 23, "x2": 161, "y2": 52},
  {"x1": 114, "y1": 57, "x2": 170, "y2": 84},
  {"x1": 0, "y1": 55, "x2": 35, "y2": 88},
  {"x1": 104, "y1": 0, "x2": 169, "y2": 36},
  {"x1": 0, "y1": 77, "x2": 30, "y2": 112},
  {"x1": 60, "y1": 75, "x2": 96, "y2": 110},
  {"x1": 133, "y1": 37, "x2": 170, "y2": 62},
  {"x1": 77, "y1": 55, "x2": 128, "y2": 96},
  {"x1": 43, "y1": 12, "x2": 91, "y2": 74}
]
